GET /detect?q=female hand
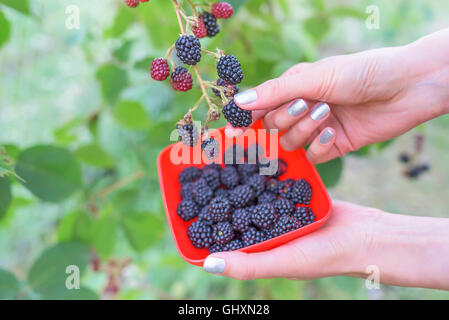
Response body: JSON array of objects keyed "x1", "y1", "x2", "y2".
[{"x1": 225, "y1": 29, "x2": 449, "y2": 163}]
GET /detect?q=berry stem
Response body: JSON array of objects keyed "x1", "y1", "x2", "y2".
[{"x1": 173, "y1": 0, "x2": 187, "y2": 34}]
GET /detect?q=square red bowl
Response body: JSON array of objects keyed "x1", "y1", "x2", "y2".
[{"x1": 157, "y1": 120, "x2": 332, "y2": 267}]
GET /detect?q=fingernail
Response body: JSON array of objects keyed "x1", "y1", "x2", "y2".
[
  {"x1": 203, "y1": 256, "x2": 225, "y2": 274},
  {"x1": 234, "y1": 89, "x2": 257, "y2": 105},
  {"x1": 310, "y1": 103, "x2": 330, "y2": 121},
  {"x1": 319, "y1": 128, "x2": 334, "y2": 144},
  {"x1": 287, "y1": 99, "x2": 308, "y2": 117}
]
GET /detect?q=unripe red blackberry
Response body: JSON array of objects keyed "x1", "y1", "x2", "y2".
[
  {"x1": 212, "y1": 2, "x2": 234, "y2": 19},
  {"x1": 222, "y1": 100, "x2": 252, "y2": 128},
  {"x1": 150, "y1": 58, "x2": 170, "y2": 81},
  {"x1": 175, "y1": 35, "x2": 202, "y2": 66},
  {"x1": 170, "y1": 66, "x2": 193, "y2": 92},
  {"x1": 217, "y1": 55, "x2": 243, "y2": 85},
  {"x1": 139, "y1": 0, "x2": 149, "y2": 2},
  {"x1": 192, "y1": 18, "x2": 207, "y2": 39},
  {"x1": 200, "y1": 12, "x2": 220, "y2": 37},
  {"x1": 125, "y1": 0, "x2": 139, "y2": 8}
]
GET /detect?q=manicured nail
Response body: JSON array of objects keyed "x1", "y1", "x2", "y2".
[
  {"x1": 203, "y1": 256, "x2": 225, "y2": 274},
  {"x1": 287, "y1": 99, "x2": 307, "y2": 117},
  {"x1": 234, "y1": 89, "x2": 257, "y2": 105},
  {"x1": 319, "y1": 128, "x2": 334, "y2": 144},
  {"x1": 310, "y1": 102, "x2": 330, "y2": 121}
]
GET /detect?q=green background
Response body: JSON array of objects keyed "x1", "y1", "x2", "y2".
[{"x1": 0, "y1": 0, "x2": 448, "y2": 299}]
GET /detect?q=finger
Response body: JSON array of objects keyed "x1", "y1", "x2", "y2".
[
  {"x1": 306, "y1": 127, "x2": 336, "y2": 164},
  {"x1": 280, "y1": 102, "x2": 331, "y2": 151},
  {"x1": 263, "y1": 98, "x2": 311, "y2": 131},
  {"x1": 224, "y1": 110, "x2": 267, "y2": 137}
]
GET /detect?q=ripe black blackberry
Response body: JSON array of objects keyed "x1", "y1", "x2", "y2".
[
  {"x1": 231, "y1": 208, "x2": 251, "y2": 233},
  {"x1": 200, "y1": 12, "x2": 220, "y2": 37},
  {"x1": 224, "y1": 239, "x2": 244, "y2": 251},
  {"x1": 257, "y1": 191, "x2": 277, "y2": 204},
  {"x1": 292, "y1": 206, "x2": 316, "y2": 226},
  {"x1": 209, "y1": 196, "x2": 232, "y2": 222},
  {"x1": 217, "y1": 55, "x2": 243, "y2": 85},
  {"x1": 222, "y1": 100, "x2": 252, "y2": 128},
  {"x1": 204, "y1": 162, "x2": 221, "y2": 173},
  {"x1": 201, "y1": 137, "x2": 219, "y2": 160},
  {"x1": 177, "y1": 122, "x2": 199, "y2": 147},
  {"x1": 180, "y1": 182, "x2": 195, "y2": 201},
  {"x1": 251, "y1": 203, "x2": 277, "y2": 229},
  {"x1": 198, "y1": 205, "x2": 214, "y2": 225},
  {"x1": 170, "y1": 66, "x2": 193, "y2": 91},
  {"x1": 220, "y1": 165, "x2": 239, "y2": 189},
  {"x1": 246, "y1": 173, "x2": 266, "y2": 196},
  {"x1": 270, "y1": 158, "x2": 288, "y2": 177},
  {"x1": 237, "y1": 163, "x2": 258, "y2": 181},
  {"x1": 209, "y1": 242, "x2": 225, "y2": 253},
  {"x1": 202, "y1": 167, "x2": 220, "y2": 191},
  {"x1": 242, "y1": 227, "x2": 267, "y2": 247},
  {"x1": 212, "y1": 222, "x2": 234, "y2": 245},
  {"x1": 212, "y1": 78, "x2": 239, "y2": 98},
  {"x1": 271, "y1": 215, "x2": 301, "y2": 237},
  {"x1": 279, "y1": 178, "x2": 295, "y2": 199},
  {"x1": 273, "y1": 198, "x2": 295, "y2": 215},
  {"x1": 291, "y1": 179, "x2": 313, "y2": 205},
  {"x1": 175, "y1": 35, "x2": 202, "y2": 66},
  {"x1": 179, "y1": 166, "x2": 202, "y2": 184},
  {"x1": 176, "y1": 200, "x2": 199, "y2": 221},
  {"x1": 187, "y1": 220, "x2": 214, "y2": 248},
  {"x1": 192, "y1": 178, "x2": 214, "y2": 206},
  {"x1": 266, "y1": 178, "x2": 281, "y2": 195},
  {"x1": 228, "y1": 184, "x2": 255, "y2": 208},
  {"x1": 214, "y1": 188, "x2": 229, "y2": 199}
]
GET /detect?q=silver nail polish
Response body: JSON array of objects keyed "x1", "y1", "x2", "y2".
[
  {"x1": 319, "y1": 128, "x2": 334, "y2": 144},
  {"x1": 203, "y1": 257, "x2": 226, "y2": 274},
  {"x1": 287, "y1": 99, "x2": 307, "y2": 117},
  {"x1": 310, "y1": 103, "x2": 330, "y2": 121},
  {"x1": 234, "y1": 89, "x2": 258, "y2": 105}
]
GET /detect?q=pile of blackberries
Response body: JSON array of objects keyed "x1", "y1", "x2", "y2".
[{"x1": 176, "y1": 146, "x2": 316, "y2": 253}]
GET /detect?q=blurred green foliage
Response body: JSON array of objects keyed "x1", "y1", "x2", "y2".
[{"x1": 0, "y1": 0, "x2": 448, "y2": 300}]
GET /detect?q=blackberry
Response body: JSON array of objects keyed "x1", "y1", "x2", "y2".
[
  {"x1": 192, "y1": 178, "x2": 214, "y2": 206},
  {"x1": 212, "y1": 2, "x2": 234, "y2": 19},
  {"x1": 175, "y1": 35, "x2": 202, "y2": 66},
  {"x1": 125, "y1": 0, "x2": 139, "y2": 8},
  {"x1": 291, "y1": 179, "x2": 313, "y2": 205},
  {"x1": 176, "y1": 200, "x2": 199, "y2": 221},
  {"x1": 214, "y1": 188, "x2": 229, "y2": 199},
  {"x1": 246, "y1": 173, "x2": 266, "y2": 196},
  {"x1": 212, "y1": 78, "x2": 239, "y2": 98},
  {"x1": 222, "y1": 100, "x2": 252, "y2": 128},
  {"x1": 270, "y1": 159, "x2": 288, "y2": 177},
  {"x1": 273, "y1": 198, "x2": 295, "y2": 215},
  {"x1": 204, "y1": 162, "x2": 221, "y2": 173},
  {"x1": 217, "y1": 55, "x2": 243, "y2": 85},
  {"x1": 228, "y1": 184, "x2": 255, "y2": 208},
  {"x1": 209, "y1": 242, "x2": 225, "y2": 253},
  {"x1": 266, "y1": 178, "x2": 281, "y2": 195},
  {"x1": 202, "y1": 167, "x2": 220, "y2": 191},
  {"x1": 200, "y1": 12, "x2": 220, "y2": 37},
  {"x1": 231, "y1": 208, "x2": 251, "y2": 233},
  {"x1": 180, "y1": 182, "x2": 195, "y2": 201},
  {"x1": 179, "y1": 166, "x2": 202, "y2": 184},
  {"x1": 224, "y1": 239, "x2": 244, "y2": 251},
  {"x1": 257, "y1": 191, "x2": 277, "y2": 204},
  {"x1": 237, "y1": 163, "x2": 258, "y2": 181},
  {"x1": 220, "y1": 165, "x2": 239, "y2": 189},
  {"x1": 187, "y1": 220, "x2": 214, "y2": 248},
  {"x1": 212, "y1": 222, "x2": 234, "y2": 245},
  {"x1": 242, "y1": 227, "x2": 267, "y2": 247},
  {"x1": 150, "y1": 58, "x2": 170, "y2": 81},
  {"x1": 399, "y1": 153, "x2": 410, "y2": 163},
  {"x1": 198, "y1": 205, "x2": 214, "y2": 225},
  {"x1": 251, "y1": 203, "x2": 277, "y2": 229},
  {"x1": 292, "y1": 206, "x2": 316, "y2": 226},
  {"x1": 170, "y1": 66, "x2": 193, "y2": 91},
  {"x1": 209, "y1": 196, "x2": 232, "y2": 222},
  {"x1": 271, "y1": 215, "x2": 301, "y2": 237},
  {"x1": 192, "y1": 17, "x2": 207, "y2": 39},
  {"x1": 279, "y1": 178, "x2": 295, "y2": 199},
  {"x1": 177, "y1": 123, "x2": 199, "y2": 147},
  {"x1": 201, "y1": 137, "x2": 219, "y2": 160}
]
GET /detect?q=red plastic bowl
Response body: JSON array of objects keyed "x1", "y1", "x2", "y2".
[{"x1": 157, "y1": 120, "x2": 332, "y2": 267}]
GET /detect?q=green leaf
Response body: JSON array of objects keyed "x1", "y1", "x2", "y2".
[
  {"x1": 315, "y1": 157, "x2": 343, "y2": 188},
  {"x1": 329, "y1": 6, "x2": 367, "y2": 20},
  {"x1": 0, "y1": 0, "x2": 30, "y2": 15},
  {"x1": 134, "y1": 57, "x2": 152, "y2": 71},
  {"x1": 113, "y1": 40, "x2": 134, "y2": 62},
  {"x1": 75, "y1": 144, "x2": 115, "y2": 168},
  {"x1": 113, "y1": 100, "x2": 151, "y2": 130},
  {"x1": 0, "y1": 176, "x2": 11, "y2": 219},
  {"x1": 27, "y1": 242, "x2": 91, "y2": 299},
  {"x1": 0, "y1": 10, "x2": 10, "y2": 49},
  {"x1": 104, "y1": 6, "x2": 135, "y2": 38},
  {"x1": 15, "y1": 145, "x2": 83, "y2": 202},
  {"x1": 252, "y1": 37, "x2": 285, "y2": 62},
  {"x1": 96, "y1": 64, "x2": 128, "y2": 106},
  {"x1": 304, "y1": 16, "x2": 331, "y2": 42},
  {"x1": 53, "y1": 117, "x2": 84, "y2": 146},
  {"x1": 120, "y1": 212, "x2": 164, "y2": 252},
  {"x1": 309, "y1": 0, "x2": 326, "y2": 11},
  {"x1": 57, "y1": 211, "x2": 94, "y2": 244},
  {"x1": 0, "y1": 268, "x2": 20, "y2": 299},
  {"x1": 92, "y1": 216, "x2": 117, "y2": 259}
]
